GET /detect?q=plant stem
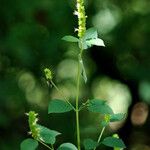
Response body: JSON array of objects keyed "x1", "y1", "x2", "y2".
[
  {"x1": 38, "y1": 140, "x2": 53, "y2": 150},
  {"x1": 75, "y1": 54, "x2": 81, "y2": 150},
  {"x1": 50, "y1": 80, "x2": 76, "y2": 111},
  {"x1": 94, "y1": 127, "x2": 106, "y2": 150}
]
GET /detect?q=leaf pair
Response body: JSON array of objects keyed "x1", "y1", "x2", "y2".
[
  {"x1": 83, "y1": 137, "x2": 126, "y2": 150},
  {"x1": 87, "y1": 99, "x2": 125, "y2": 127},
  {"x1": 62, "y1": 27, "x2": 105, "y2": 50},
  {"x1": 21, "y1": 140, "x2": 78, "y2": 150}
]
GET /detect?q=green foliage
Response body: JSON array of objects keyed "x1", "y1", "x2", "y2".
[
  {"x1": 110, "y1": 113, "x2": 125, "y2": 122},
  {"x1": 83, "y1": 28, "x2": 98, "y2": 40},
  {"x1": 62, "y1": 36, "x2": 79, "y2": 42},
  {"x1": 87, "y1": 99, "x2": 114, "y2": 114},
  {"x1": 19, "y1": 0, "x2": 127, "y2": 150},
  {"x1": 102, "y1": 137, "x2": 126, "y2": 148},
  {"x1": 57, "y1": 143, "x2": 78, "y2": 150},
  {"x1": 86, "y1": 38, "x2": 105, "y2": 47},
  {"x1": 37, "y1": 125, "x2": 61, "y2": 144},
  {"x1": 80, "y1": 28, "x2": 105, "y2": 50},
  {"x1": 20, "y1": 138, "x2": 38, "y2": 150},
  {"x1": 48, "y1": 99, "x2": 73, "y2": 114},
  {"x1": 83, "y1": 138, "x2": 98, "y2": 150}
]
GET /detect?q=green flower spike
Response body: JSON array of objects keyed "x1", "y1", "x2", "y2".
[
  {"x1": 101, "y1": 114, "x2": 111, "y2": 127},
  {"x1": 104, "y1": 114, "x2": 111, "y2": 123},
  {"x1": 44, "y1": 68, "x2": 53, "y2": 81},
  {"x1": 27, "y1": 111, "x2": 40, "y2": 140},
  {"x1": 75, "y1": 0, "x2": 87, "y2": 38}
]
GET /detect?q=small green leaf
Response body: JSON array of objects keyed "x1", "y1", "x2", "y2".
[
  {"x1": 87, "y1": 99, "x2": 114, "y2": 114},
  {"x1": 57, "y1": 143, "x2": 78, "y2": 150},
  {"x1": 48, "y1": 99, "x2": 73, "y2": 114},
  {"x1": 38, "y1": 125, "x2": 61, "y2": 144},
  {"x1": 62, "y1": 36, "x2": 79, "y2": 42},
  {"x1": 110, "y1": 113, "x2": 125, "y2": 122},
  {"x1": 86, "y1": 38, "x2": 105, "y2": 47},
  {"x1": 20, "y1": 138, "x2": 38, "y2": 150},
  {"x1": 79, "y1": 57, "x2": 87, "y2": 83},
  {"x1": 113, "y1": 134, "x2": 123, "y2": 150},
  {"x1": 83, "y1": 28, "x2": 98, "y2": 40},
  {"x1": 83, "y1": 138, "x2": 98, "y2": 150},
  {"x1": 102, "y1": 137, "x2": 126, "y2": 148}
]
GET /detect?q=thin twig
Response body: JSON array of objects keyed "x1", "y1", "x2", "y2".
[
  {"x1": 38, "y1": 140, "x2": 53, "y2": 150},
  {"x1": 50, "y1": 80, "x2": 76, "y2": 111},
  {"x1": 94, "y1": 127, "x2": 106, "y2": 150}
]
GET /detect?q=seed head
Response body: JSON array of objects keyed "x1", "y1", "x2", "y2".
[
  {"x1": 28, "y1": 111, "x2": 40, "y2": 140},
  {"x1": 44, "y1": 68, "x2": 53, "y2": 80},
  {"x1": 75, "y1": 0, "x2": 87, "y2": 38}
]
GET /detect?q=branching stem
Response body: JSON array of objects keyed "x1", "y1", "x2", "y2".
[
  {"x1": 38, "y1": 140, "x2": 54, "y2": 150},
  {"x1": 50, "y1": 80, "x2": 76, "y2": 111}
]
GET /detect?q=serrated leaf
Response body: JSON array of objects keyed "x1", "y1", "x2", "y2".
[
  {"x1": 38, "y1": 124, "x2": 61, "y2": 144},
  {"x1": 86, "y1": 38, "x2": 105, "y2": 47},
  {"x1": 48, "y1": 99, "x2": 73, "y2": 114},
  {"x1": 79, "y1": 57, "x2": 87, "y2": 83},
  {"x1": 102, "y1": 137, "x2": 126, "y2": 148},
  {"x1": 83, "y1": 138, "x2": 98, "y2": 150},
  {"x1": 57, "y1": 143, "x2": 78, "y2": 150},
  {"x1": 20, "y1": 138, "x2": 38, "y2": 150},
  {"x1": 62, "y1": 36, "x2": 79, "y2": 42},
  {"x1": 83, "y1": 28, "x2": 98, "y2": 40},
  {"x1": 88, "y1": 99, "x2": 114, "y2": 114},
  {"x1": 110, "y1": 113, "x2": 125, "y2": 122}
]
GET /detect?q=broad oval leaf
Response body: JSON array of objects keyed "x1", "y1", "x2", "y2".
[
  {"x1": 38, "y1": 125, "x2": 61, "y2": 144},
  {"x1": 62, "y1": 35, "x2": 79, "y2": 42},
  {"x1": 20, "y1": 138, "x2": 38, "y2": 150},
  {"x1": 86, "y1": 38, "x2": 105, "y2": 47},
  {"x1": 83, "y1": 138, "x2": 98, "y2": 150},
  {"x1": 102, "y1": 137, "x2": 126, "y2": 148},
  {"x1": 110, "y1": 113, "x2": 125, "y2": 122},
  {"x1": 83, "y1": 28, "x2": 98, "y2": 40},
  {"x1": 87, "y1": 99, "x2": 114, "y2": 114},
  {"x1": 57, "y1": 143, "x2": 78, "y2": 150},
  {"x1": 48, "y1": 99, "x2": 73, "y2": 114}
]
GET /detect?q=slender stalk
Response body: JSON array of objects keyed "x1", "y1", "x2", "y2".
[
  {"x1": 50, "y1": 80, "x2": 76, "y2": 111},
  {"x1": 38, "y1": 140, "x2": 53, "y2": 150},
  {"x1": 75, "y1": 54, "x2": 82, "y2": 150},
  {"x1": 94, "y1": 127, "x2": 106, "y2": 150}
]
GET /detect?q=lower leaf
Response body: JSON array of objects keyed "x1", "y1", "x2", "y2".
[
  {"x1": 102, "y1": 137, "x2": 126, "y2": 148},
  {"x1": 83, "y1": 138, "x2": 98, "y2": 150},
  {"x1": 20, "y1": 138, "x2": 38, "y2": 150},
  {"x1": 57, "y1": 143, "x2": 78, "y2": 150}
]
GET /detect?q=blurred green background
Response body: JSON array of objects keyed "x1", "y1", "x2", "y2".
[{"x1": 0, "y1": 0, "x2": 150, "y2": 149}]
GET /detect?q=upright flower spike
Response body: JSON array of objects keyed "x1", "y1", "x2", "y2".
[
  {"x1": 75, "y1": 0, "x2": 87, "y2": 38},
  {"x1": 27, "y1": 111, "x2": 41, "y2": 140}
]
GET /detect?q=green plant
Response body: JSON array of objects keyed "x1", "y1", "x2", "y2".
[{"x1": 20, "y1": 0, "x2": 126, "y2": 150}]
